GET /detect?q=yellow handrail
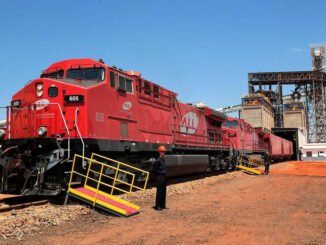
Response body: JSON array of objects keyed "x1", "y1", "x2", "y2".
[
  {"x1": 237, "y1": 154, "x2": 264, "y2": 169},
  {"x1": 90, "y1": 153, "x2": 150, "y2": 191},
  {"x1": 91, "y1": 153, "x2": 149, "y2": 175},
  {"x1": 94, "y1": 164, "x2": 104, "y2": 206},
  {"x1": 67, "y1": 154, "x2": 150, "y2": 207}
]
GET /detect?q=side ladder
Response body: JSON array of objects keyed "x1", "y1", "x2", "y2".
[{"x1": 65, "y1": 154, "x2": 150, "y2": 217}]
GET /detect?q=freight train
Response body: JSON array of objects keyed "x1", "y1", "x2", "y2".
[
  {"x1": 222, "y1": 117, "x2": 293, "y2": 159},
  {"x1": 0, "y1": 58, "x2": 293, "y2": 195}
]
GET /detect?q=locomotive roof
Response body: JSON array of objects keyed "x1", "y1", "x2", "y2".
[
  {"x1": 42, "y1": 58, "x2": 177, "y2": 95},
  {"x1": 43, "y1": 58, "x2": 106, "y2": 73}
]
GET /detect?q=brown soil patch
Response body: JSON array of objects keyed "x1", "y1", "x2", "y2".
[{"x1": 271, "y1": 161, "x2": 326, "y2": 177}]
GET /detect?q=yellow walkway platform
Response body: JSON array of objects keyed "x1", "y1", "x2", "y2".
[{"x1": 65, "y1": 154, "x2": 150, "y2": 217}]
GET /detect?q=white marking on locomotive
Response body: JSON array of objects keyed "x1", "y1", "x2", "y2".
[
  {"x1": 95, "y1": 112, "x2": 105, "y2": 122},
  {"x1": 34, "y1": 99, "x2": 49, "y2": 111},
  {"x1": 68, "y1": 95, "x2": 80, "y2": 102},
  {"x1": 122, "y1": 101, "x2": 132, "y2": 111},
  {"x1": 180, "y1": 112, "x2": 199, "y2": 135}
]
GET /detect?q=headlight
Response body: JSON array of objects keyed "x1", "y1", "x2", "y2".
[
  {"x1": 37, "y1": 90, "x2": 44, "y2": 97},
  {"x1": 36, "y1": 83, "x2": 43, "y2": 90},
  {"x1": 37, "y1": 127, "x2": 47, "y2": 136},
  {"x1": 36, "y1": 83, "x2": 43, "y2": 97},
  {"x1": 0, "y1": 129, "x2": 5, "y2": 138}
]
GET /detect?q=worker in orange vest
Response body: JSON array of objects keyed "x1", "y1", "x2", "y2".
[{"x1": 153, "y1": 145, "x2": 167, "y2": 211}]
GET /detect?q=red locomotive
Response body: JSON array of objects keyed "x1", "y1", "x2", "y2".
[
  {"x1": 221, "y1": 117, "x2": 266, "y2": 153},
  {"x1": 222, "y1": 117, "x2": 293, "y2": 158},
  {"x1": 0, "y1": 58, "x2": 293, "y2": 195}
]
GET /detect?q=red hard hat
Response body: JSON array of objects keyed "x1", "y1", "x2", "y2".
[{"x1": 158, "y1": 145, "x2": 167, "y2": 152}]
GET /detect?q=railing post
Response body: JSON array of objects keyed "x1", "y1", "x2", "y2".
[
  {"x1": 64, "y1": 154, "x2": 78, "y2": 205},
  {"x1": 94, "y1": 163, "x2": 104, "y2": 206},
  {"x1": 129, "y1": 175, "x2": 135, "y2": 193},
  {"x1": 74, "y1": 108, "x2": 85, "y2": 168},
  {"x1": 7, "y1": 106, "x2": 11, "y2": 139},
  {"x1": 144, "y1": 173, "x2": 149, "y2": 190},
  {"x1": 68, "y1": 154, "x2": 78, "y2": 190},
  {"x1": 111, "y1": 162, "x2": 120, "y2": 195},
  {"x1": 85, "y1": 159, "x2": 93, "y2": 187}
]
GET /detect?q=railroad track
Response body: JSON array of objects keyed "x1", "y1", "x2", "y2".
[{"x1": 0, "y1": 195, "x2": 49, "y2": 213}]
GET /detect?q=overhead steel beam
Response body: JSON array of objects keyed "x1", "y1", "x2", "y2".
[{"x1": 248, "y1": 70, "x2": 326, "y2": 143}]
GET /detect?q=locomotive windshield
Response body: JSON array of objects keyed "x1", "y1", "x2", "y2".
[
  {"x1": 222, "y1": 120, "x2": 238, "y2": 129},
  {"x1": 41, "y1": 70, "x2": 64, "y2": 79},
  {"x1": 66, "y1": 68, "x2": 105, "y2": 81}
]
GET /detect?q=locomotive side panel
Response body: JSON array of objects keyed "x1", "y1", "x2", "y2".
[
  {"x1": 173, "y1": 102, "x2": 208, "y2": 148},
  {"x1": 136, "y1": 78, "x2": 175, "y2": 149},
  {"x1": 87, "y1": 71, "x2": 139, "y2": 143},
  {"x1": 137, "y1": 104, "x2": 173, "y2": 145}
]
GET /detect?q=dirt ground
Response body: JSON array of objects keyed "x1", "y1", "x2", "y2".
[
  {"x1": 4, "y1": 161, "x2": 326, "y2": 245},
  {"x1": 271, "y1": 161, "x2": 326, "y2": 177}
]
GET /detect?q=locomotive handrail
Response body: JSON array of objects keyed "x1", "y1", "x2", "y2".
[
  {"x1": 171, "y1": 123, "x2": 228, "y2": 149},
  {"x1": 7, "y1": 106, "x2": 11, "y2": 139},
  {"x1": 46, "y1": 103, "x2": 71, "y2": 160},
  {"x1": 0, "y1": 106, "x2": 12, "y2": 139},
  {"x1": 74, "y1": 108, "x2": 85, "y2": 167}
]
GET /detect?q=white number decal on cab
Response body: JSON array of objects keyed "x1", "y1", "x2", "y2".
[
  {"x1": 95, "y1": 112, "x2": 104, "y2": 122},
  {"x1": 69, "y1": 96, "x2": 79, "y2": 102}
]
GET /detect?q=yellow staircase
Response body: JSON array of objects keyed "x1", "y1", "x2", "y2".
[
  {"x1": 65, "y1": 153, "x2": 150, "y2": 217},
  {"x1": 236, "y1": 154, "x2": 264, "y2": 175}
]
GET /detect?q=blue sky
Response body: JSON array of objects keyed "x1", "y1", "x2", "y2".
[{"x1": 0, "y1": 0, "x2": 325, "y2": 119}]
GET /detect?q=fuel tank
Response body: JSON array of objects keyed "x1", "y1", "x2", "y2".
[{"x1": 164, "y1": 155, "x2": 209, "y2": 177}]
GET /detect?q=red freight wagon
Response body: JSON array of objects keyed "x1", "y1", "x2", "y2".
[
  {"x1": 264, "y1": 133, "x2": 282, "y2": 156},
  {"x1": 282, "y1": 138, "x2": 293, "y2": 156},
  {"x1": 264, "y1": 133, "x2": 293, "y2": 159}
]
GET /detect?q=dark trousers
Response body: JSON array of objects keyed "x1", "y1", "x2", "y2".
[
  {"x1": 264, "y1": 164, "x2": 270, "y2": 174},
  {"x1": 155, "y1": 174, "x2": 167, "y2": 208}
]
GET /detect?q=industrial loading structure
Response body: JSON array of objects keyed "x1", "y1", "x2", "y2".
[{"x1": 219, "y1": 45, "x2": 326, "y2": 160}]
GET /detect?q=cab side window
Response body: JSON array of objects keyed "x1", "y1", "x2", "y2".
[
  {"x1": 153, "y1": 85, "x2": 160, "y2": 98},
  {"x1": 118, "y1": 75, "x2": 133, "y2": 93},
  {"x1": 48, "y1": 86, "x2": 58, "y2": 97},
  {"x1": 144, "y1": 82, "x2": 151, "y2": 96},
  {"x1": 118, "y1": 75, "x2": 126, "y2": 90},
  {"x1": 126, "y1": 79, "x2": 133, "y2": 93},
  {"x1": 110, "y1": 71, "x2": 115, "y2": 88}
]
